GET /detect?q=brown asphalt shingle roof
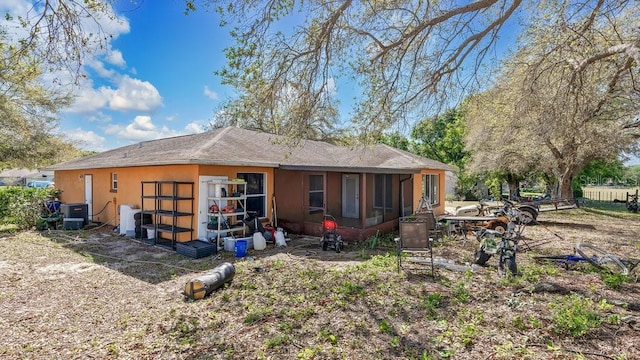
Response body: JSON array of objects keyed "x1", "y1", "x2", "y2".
[{"x1": 46, "y1": 127, "x2": 455, "y2": 173}]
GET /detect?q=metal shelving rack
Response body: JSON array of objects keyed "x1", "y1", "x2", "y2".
[{"x1": 141, "y1": 181, "x2": 194, "y2": 250}]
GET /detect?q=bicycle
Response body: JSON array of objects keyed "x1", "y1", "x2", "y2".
[
  {"x1": 473, "y1": 199, "x2": 527, "y2": 276},
  {"x1": 533, "y1": 242, "x2": 637, "y2": 276}
]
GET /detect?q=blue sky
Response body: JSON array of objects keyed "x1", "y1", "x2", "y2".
[
  {"x1": 3, "y1": 1, "x2": 233, "y2": 152},
  {"x1": 3, "y1": 1, "x2": 639, "y2": 164}
]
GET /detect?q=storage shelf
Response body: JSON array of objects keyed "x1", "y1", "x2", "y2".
[
  {"x1": 143, "y1": 223, "x2": 193, "y2": 234},
  {"x1": 155, "y1": 196, "x2": 194, "y2": 200},
  {"x1": 206, "y1": 180, "x2": 247, "y2": 246},
  {"x1": 208, "y1": 196, "x2": 246, "y2": 201},
  {"x1": 142, "y1": 210, "x2": 194, "y2": 217},
  {"x1": 207, "y1": 226, "x2": 245, "y2": 233},
  {"x1": 141, "y1": 181, "x2": 194, "y2": 250},
  {"x1": 207, "y1": 212, "x2": 245, "y2": 217}
]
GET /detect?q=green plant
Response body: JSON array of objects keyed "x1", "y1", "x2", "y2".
[
  {"x1": 265, "y1": 334, "x2": 291, "y2": 348},
  {"x1": 602, "y1": 272, "x2": 628, "y2": 289},
  {"x1": 368, "y1": 230, "x2": 383, "y2": 249},
  {"x1": 0, "y1": 187, "x2": 57, "y2": 229},
  {"x1": 244, "y1": 308, "x2": 271, "y2": 325},
  {"x1": 390, "y1": 336, "x2": 400, "y2": 347},
  {"x1": 550, "y1": 294, "x2": 603, "y2": 337},
  {"x1": 336, "y1": 280, "x2": 365, "y2": 300},
  {"x1": 297, "y1": 346, "x2": 322, "y2": 360},
  {"x1": 452, "y1": 281, "x2": 470, "y2": 303},
  {"x1": 512, "y1": 315, "x2": 527, "y2": 331},
  {"x1": 378, "y1": 319, "x2": 393, "y2": 334},
  {"x1": 420, "y1": 292, "x2": 444, "y2": 320},
  {"x1": 460, "y1": 323, "x2": 478, "y2": 348}
]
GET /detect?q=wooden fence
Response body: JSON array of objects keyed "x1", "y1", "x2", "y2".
[{"x1": 582, "y1": 187, "x2": 639, "y2": 203}]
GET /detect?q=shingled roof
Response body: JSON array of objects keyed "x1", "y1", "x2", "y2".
[{"x1": 46, "y1": 127, "x2": 455, "y2": 173}]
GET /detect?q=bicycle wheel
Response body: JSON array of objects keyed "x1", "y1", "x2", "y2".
[
  {"x1": 575, "y1": 243, "x2": 628, "y2": 275},
  {"x1": 499, "y1": 256, "x2": 517, "y2": 276},
  {"x1": 474, "y1": 249, "x2": 492, "y2": 265}
]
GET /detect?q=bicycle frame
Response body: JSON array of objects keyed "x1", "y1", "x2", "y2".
[
  {"x1": 534, "y1": 242, "x2": 634, "y2": 275},
  {"x1": 473, "y1": 202, "x2": 525, "y2": 276}
]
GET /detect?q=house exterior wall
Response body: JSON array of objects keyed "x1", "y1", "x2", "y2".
[
  {"x1": 273, "y1": 169, "x2": 310, "y2": 234},
  {"x1": 54, "y1": 164, "x2": 447, "y2": 243},
  {"x1": 416, "y1": 169, "x2": 447, "y2": 215},
  {"x1": 54, "y1": 165, "x2": 199, "y2": 241},
  {"x1": 54, "y1": 165, "x2": 275, "y2": 243}
]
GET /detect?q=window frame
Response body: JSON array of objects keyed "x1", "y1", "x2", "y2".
[
  {"x1": 236, "y1": 172, "x2": 267, "y2": 218},
  {"x1": 423, "y1": 174, "x2": 440, "y2": 206},
  {"x1": 308, "y1": 174, "x2": 325, "y2": 214},
  {"x1": 111, "y1": 172, "x2": 118, "y2": 192}
]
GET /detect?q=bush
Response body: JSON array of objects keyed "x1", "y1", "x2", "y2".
[{"x1": 0, "y1": 186, "x2": 59, "y2": 229}]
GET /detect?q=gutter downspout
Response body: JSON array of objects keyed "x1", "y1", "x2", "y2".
[{"x1": 400, "y1": 174, "x2": 413, "y2": 217}]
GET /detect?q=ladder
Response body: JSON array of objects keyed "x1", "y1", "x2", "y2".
[{"x1": 415, "y1": 196, "x2": 433, "y2": 214}]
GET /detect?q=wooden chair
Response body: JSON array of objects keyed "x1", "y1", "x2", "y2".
[{"x1": 396, "y1": 211, "x2": 442, "y2": 277}]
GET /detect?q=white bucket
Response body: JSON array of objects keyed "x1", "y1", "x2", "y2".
[
  {"x1": 253, "y1": 232, "x2": 267, "y2": 250},
  {"x1": 224, "y1": 237, "x2": 235, "y2": 252},
  {"x1": 147, "y1": 229, "x2": 155, "y2": 240},
  {"x1": 275, "y1": 230, "x2": 287, "y2": 247}
]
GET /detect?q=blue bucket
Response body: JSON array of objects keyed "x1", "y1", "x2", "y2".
[{"x1": 235, "y1": 239, "x2": 247, "y2": 258}]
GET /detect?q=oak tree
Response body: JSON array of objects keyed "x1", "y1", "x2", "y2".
[{"x1": 465, "y1": 1, "x2": 640, "y2": 198}]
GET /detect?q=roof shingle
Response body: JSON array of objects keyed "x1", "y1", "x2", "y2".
[{"x1": 46, "y1": 127, "x2": 455, "y2": 172}]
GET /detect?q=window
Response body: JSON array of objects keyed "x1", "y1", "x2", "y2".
[
  {"x1": 237, "y1": 173, "x2": 266, "y2": 217},
  {"x1": 374, "y1": 174, "x2": 393, "y2": 212},
  {"x1": 308, "y1": 174, "x2": 324, "y2": 214},
  {"x1": 111, "y1": 173, "x2": 118, "y2": 192},
  {"x1": 423, "y1": 174, "x2": 440, "y2": 205}
]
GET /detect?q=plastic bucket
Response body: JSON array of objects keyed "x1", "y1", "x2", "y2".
[
  {"x1": 253, "y1": 232, "x2": 267, "y2": 250},
  {"x1": 224, "y1": 237, "x2": 235, "y2": 252},
  {"x1": 275, "y1": 230, "x2": 286, "y2": 247},
  {"x1": 235, "y1": 239, "x2": 247, "y2": 257},
  {"x1": 147, "y1": 229, "x2": 155, "y2": 240}
]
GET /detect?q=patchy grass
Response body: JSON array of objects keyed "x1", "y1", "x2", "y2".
[{"x1": 1, "y1": 209, "x2": 639, "y2": 359}]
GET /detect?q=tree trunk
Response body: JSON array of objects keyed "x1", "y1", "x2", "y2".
[
  {"x1": 505, "y1": 173, "x2": 519, "y2": 200},
  {"x1": 557, "y1": 174, "x2": 574, "y2": 199}
]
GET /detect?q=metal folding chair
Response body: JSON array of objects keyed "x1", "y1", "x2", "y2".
[{"x1": 396, "y1": 209, "x2": 442, "y2": 277}]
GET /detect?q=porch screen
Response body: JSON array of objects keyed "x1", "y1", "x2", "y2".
[
  {"x1": 308, "y1": 174, "x2": 324, "y2": 214},
  {"x1": 374, "y1": 174, "x2": 393, "y2": 213}
]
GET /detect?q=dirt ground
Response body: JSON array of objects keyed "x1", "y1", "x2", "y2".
[{"x1": 1, "y1": 208, "x2": 640, "y2": 359}]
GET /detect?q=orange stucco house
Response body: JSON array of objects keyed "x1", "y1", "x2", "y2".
[{"x1": 46, "y1": 127, "x2": 454, "y2": 247}]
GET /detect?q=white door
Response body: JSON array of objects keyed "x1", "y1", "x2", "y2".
[
  {"x1": 197, "y1": 175, "x2": 228, "y2": 240},
  {"x1": 84, "y1": 174, "x2": 93, "y2": 221},
  {"x1": 342, "y1": 174, "x2": 359, "y2": 218}
]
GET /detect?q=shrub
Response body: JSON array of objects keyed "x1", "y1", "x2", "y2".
[{"x1": 0, "y1": 186, "x2": 58, "y2": 229}]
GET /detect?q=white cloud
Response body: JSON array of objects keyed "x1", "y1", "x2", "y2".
[
  {"x1": 109, "y1": 76, "x2": 163, "y2": 112},
  {"x1": 185, "y1": 122, "x2": 206, "y2": 134},
  {"x1": 204, "y1": 86, "x2": 219, "y2": 100},
  {"x1": 65, "y1": 74, "x2": 162, "y2": 113},
  {"x1": 103, "y1": 116, "x2": 207, "y2": 143},
  {"x1": 105, "y1": 115, "x2": 181, "y2": 142},
  {"x1": 65, "y1": 129, "x2": 108, "y2": 152},
  {"x1": 86, "y1": 112, "x2": 112, "y2": 123},
  {"x1": 67, "y1": 85, "x2": 113, "y2": 113},
  {"x1": 106, "y1": 50, "x2": 126, "y2": 67},
  {"x1": 86, "y1": 57, "x2": 116, "y2": 78}
]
